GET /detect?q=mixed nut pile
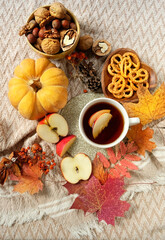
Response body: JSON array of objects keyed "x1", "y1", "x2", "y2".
[
  {"x1": 19, "y1": 2, "x2": 111, "y2": 56},
  {"x1": 19, "y1": 2, "x2": 78, "y2": 54}
]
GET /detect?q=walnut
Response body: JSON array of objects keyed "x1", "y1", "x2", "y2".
[
  {"x1": 40, "y1": 16, "x2": 54, "y2": 28},
  {"x1": 61, "y1": 29, "x2": 77, "y2": 51},
  {"x1": 44, "y1": 29, "x2": 60, "y2": 39},
  {"x1": 34, "y1": 7, "x2": 50, "y2": 24},
  {"x1": 34, "y1": 38, "x2": 43, "y2": 51},
  {"x1": 92, "y1": 40, "x2": 111, "y2": 56},
  {"x1": 49, "y1": 2, "x2": 67, "y2": 19},
  {"x1": 77, "y1": 35, "x2": 93, "y2": 51},
  {"x1": 41, "y1": 38, "x2": 61, "y2": 54},
  {"x1": 19, "y1": 20, "x2": 37, "y2": 36}
]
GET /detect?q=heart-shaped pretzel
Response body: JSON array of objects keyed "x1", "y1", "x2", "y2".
[
  {"x1": 129, "y1": 68, "x2": 149, "y2": 83},
  {"x1": 123, "y1": 52, "x2": 140, "y2": 71}
]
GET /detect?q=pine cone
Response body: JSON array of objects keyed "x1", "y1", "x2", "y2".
[
  {"x1": 87, "y1": 77, "x2": 101, "y2": 91},
  {"x1": 79, "y1": 60, "x2": 101, "y2": 91}
]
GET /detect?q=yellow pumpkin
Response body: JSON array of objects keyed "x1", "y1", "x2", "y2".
[{"x1": 8, "y1": 58, "x2": 69, "y2": 120}]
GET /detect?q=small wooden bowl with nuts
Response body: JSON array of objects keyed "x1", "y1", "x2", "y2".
[{"x1": 21, "y1": 3, "x2": 80, "y2": 59}]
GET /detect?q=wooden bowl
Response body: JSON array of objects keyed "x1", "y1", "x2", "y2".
[
  {"x1": 101, "y1": 48, "x2": 157, "y2": 102},
  {"x1": 26, "y1": 6, "x2": 80, "y2": 59}
]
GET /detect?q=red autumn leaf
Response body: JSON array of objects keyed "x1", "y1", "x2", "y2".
[
  {"x1": 12, "y1": 164, "x2": 43, "y2": 195},
  {"x1": 107, "y1": 141, "x2": 141, "y2": 179},
  {"x1": 67, "y1": 176, "x2": 130, "y2": 225},
  {"x1": 64, "y1": 180, "x2": 88, "y2": 196},
  {"x1": 96, "y1": 152, "x2": 110, "y2": 168},
  {"x1": 92, "y1": 154, "x2": 108, "y2": 184}
]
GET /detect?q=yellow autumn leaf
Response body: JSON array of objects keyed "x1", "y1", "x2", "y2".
[{"x1": 123, "y1": 83, "x2": 165, "y2": 125}]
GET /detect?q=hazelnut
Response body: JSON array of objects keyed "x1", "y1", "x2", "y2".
[
  {"x1": 41, "y1": 38, "x2": 61, "y2": 54},
  {"x1": 32, "y1": 27, "x2": 39, "y2": 38},
  {"x1": 61, "y1": 20, "x2": 70, "y2": 29},
  {"x1": 77, "y1": 35, "x2": 93, "y2": 51},
  {"x1": 50, "y1": 2, "x2": 67, "y2": 19},
  {"x1": 65, "y1": 14, "x2": 71, "y2": 21},
  {"x1": 92, "y1": 40, "x2": 111, "y2": 56},
  {"x1": 70, "y1": 22, "x2": 77, "y2": 30},
  {"x1": 38, "y1": 27, "x2": 46, "y2": 39},
  {"x1": 52, "y1": 19, "x2": 61, "y2": 29},
  {"x1": 27, "y1": 34, "x2": 37, "y2": 44}
]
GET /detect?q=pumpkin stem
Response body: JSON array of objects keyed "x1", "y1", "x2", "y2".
[{"x1": 29, "y1": 78, "x2": 42, "y2": 92}]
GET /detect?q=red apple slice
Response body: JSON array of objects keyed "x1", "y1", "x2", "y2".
[
  {"x1": 60, "y1": 153, "x2": 92, "y2": 184},
  {"x1": 92, "y1": 112, "x2": 112, "y2": 139},
  {"x1": 88, "y1": 109, "x2": 110, "y2": 127},
  {"x1": 36, "y1": 113, "x2": 68, "y2": 143},
  {"x1": 56, "y1": 135, "x2": 76, "y2": 157}
]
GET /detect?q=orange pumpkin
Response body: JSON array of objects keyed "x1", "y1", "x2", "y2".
[{"x1": 8, "y1": 58, "x2": 69, "y2": 120}]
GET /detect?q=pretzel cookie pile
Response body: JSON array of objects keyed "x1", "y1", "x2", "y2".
[{"x1": 107, "y1": 52, "x2": 149, "y2": 99}]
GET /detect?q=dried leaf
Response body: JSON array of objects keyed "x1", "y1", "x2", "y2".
[
  {"x1": 0, "y1": 168, "x2": 9, "y2": 185},
  {"x1": 13, "y1": 164, "x2": 43, "y2": 195},
  {"x1": 11, "y1": 163, "x2": 21, "y2": 177},
  {"x1": 123, "y1": 83, "x2": 165, "y2": 125},
  {"x1": 92, "y1": 154, "x2": 108, "y2": 184},
  {"x1": 67, "y1": 176, "x2": 130, "y2": 225},
  {"x1": 126, "y1": 123, "x2": 156, "y2": 156}
]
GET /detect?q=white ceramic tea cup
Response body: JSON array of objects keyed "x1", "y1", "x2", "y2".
[{"x1": 79, "y1": 98, "x2": 140, "y2": 148}]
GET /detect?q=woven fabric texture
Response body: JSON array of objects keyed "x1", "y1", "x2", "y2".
[{"x1": 0, "y1": 0, "x2": 165, "y2": 239}]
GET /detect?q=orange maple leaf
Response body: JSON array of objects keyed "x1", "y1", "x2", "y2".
[
  {"x1": 13, "y1": 164, "x2": 43, "y2": 195},
  {"x1": 123, "y1": 83, "x2": 165, "y2": 125},
  {"x1": 92, "y1": 153, "x2": 108, "y2": 184},
  {"x1": 126, "y1": 123, "x2": 156, "y2": 156}
]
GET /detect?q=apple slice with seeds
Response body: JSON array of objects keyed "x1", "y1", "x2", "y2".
[
  {"x1": 56, "y1": 135, "x2": 76, "y2": 157},
  {"x1": 36, "y1": 113, "x2": 68, "y2": 143},
  {"x1": 88, "y1": 109, "x2": 110, "y2": 127},
  {"x1": 92, "y1": 112, "x2": 112, "y2": 139},
  {"x1": 60, "y1": 153, "x2": 92, "y2": 184}
]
